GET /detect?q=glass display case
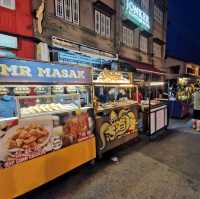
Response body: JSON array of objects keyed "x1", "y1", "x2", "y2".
[
  {"x1": 93, "y1": 68, "x2": 138, "y2": 113},
  {"x1": 0, "y1": 84, "x2": 93, "y2": 121},
  {"x1": 17, "y1": 94, "x2": 81, "y2": 118},
  {"x1": 94, "y1": 85, "x2": 137, "y2": 112},
  {"x1": 0, "y1": 90, "x2": 94, "y2": 168}
]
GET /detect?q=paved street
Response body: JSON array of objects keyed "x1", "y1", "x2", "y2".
[{"x1": 19, "y1": 119, "x2": 200, "y2": 199}]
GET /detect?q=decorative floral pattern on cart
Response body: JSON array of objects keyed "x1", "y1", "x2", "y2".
[{"x1": 99, "y1": 109, "x2": 137, "y2": 150}]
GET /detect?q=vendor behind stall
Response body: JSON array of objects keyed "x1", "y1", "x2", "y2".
[
  {"x1": 0, "y1": 92, "x2": 17, "y2": 118},
  {"x1": 117, "y1": 89, "x2": 127, "y2": 100}
]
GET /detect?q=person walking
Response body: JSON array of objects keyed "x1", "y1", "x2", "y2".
[{"x1": 192, "y1": 88, "x2": 200, "y2": 131}]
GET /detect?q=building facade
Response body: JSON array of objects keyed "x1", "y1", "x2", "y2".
[
  {"x1": 0, "y1": 0, "x2": 167, "y2": 73},
  {"x1": 32, "y1": 0, "x2": 117, "y2": 66},
  {"x1": 0, "y1": 0, "x2": 35, "y2": 59},
  {"x1": 165, "y1": 56, "x2": 200, "y2": 80},
  {"x1": 116, "y1": 0, "x2": 167, "y2": 81}
]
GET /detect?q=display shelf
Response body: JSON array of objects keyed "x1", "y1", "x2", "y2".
[
  {"x1": 95, "y1": 102, "x2": 138, "y2": 113},
  {"x1": 20, "y1": 107, "x2": 79, "y2": 118},
  {"x1": 0, "y1": 137, "x2": 96, "y2": 199},
  {"x1": 20, "y1": 106, "x2": 93, "y2": 118}
]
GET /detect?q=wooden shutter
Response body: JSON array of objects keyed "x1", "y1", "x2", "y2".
[
  {"x1": 130, "y1": 29, "x2": 134, "y2": 48},
  {"x1": 72, "y1": 0, "x2": 79, "y2": 24},
  {"x1": 101, "y1": 13, "x2": 106, "y2": 36},
  {"x1": 64, "y1": 0, "x2": 72, "y2": 22},
  {"x1": 134, "y1": 29, "x2": 139, "y2": 48},
  {"x1": 95, "y1": 10, "x2": 101, "y2": 34},
  {"x1": 153, "y1": 43, "x2": 162, "y2": 58},
  {"x1": 140, "y1": 35, "x2": 148, "y2": 53},
  {"x1": 141, "y1": 0, "x2": 149, "y2": 13},
  {"x1": 55, "y1": 0, "x2": 64, "y2": 18},
  {"x1": 105, "y1": 16, "x2": 111, "y2": 38},
  {"x1": 122, "y1": 26, "x2": 127, "y2": 45}
]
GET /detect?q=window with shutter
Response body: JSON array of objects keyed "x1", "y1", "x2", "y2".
[
  {"x1": 122, "y1": 26, "x2": 126, "y2": 44},
  {"x1": 141, "y1": 0, "x2": 149, "y2": 13},
  {"x1": 55, "y1": 0, "x2": 79, "y2": 24},
  {"x1": 153, "y1": 43, "x2": 162, "y2": 58},
  {"x1": 64, "y1": 0, "x2": 72, "y2": 22},
  {"x1": 101, "y1": 13, "x2": 106, "y2": 36},
  {"x1": 105, "y1": 16, "x2": 111, "y2": 38},
  {"x1": 72, "y1": 0, "x2": 79, "y2": 24},
  {"x1": 134, "y1": 29, "x2": 139, "y2": 48},
  {"x1": 130, "y1": 29, "x2": 134, "y2": 48},
  {"x1": 140, "y1": 35, "x2": 148, "y2": 53},
  {"x1": 0, "y1": 0, "x2": 15, "y2": 10},
  {"x1": 55, "y1": 0, "x2": 64, "y2": 18},
  {"x1": 122, "y1": 26, "x2": 134, "y2": 48},
  {"x1": 127, "y1": 29, "x2": 131, "y2": 47},
  {"x1": 94, "y1": 10, "x2": 111, "y2": 38},
  {"x1": 95, "y1": 10, "x2": 101, "y2": 34},
  {"x1": 154, "y1": 6, "x2": 163, "y2": 24}
]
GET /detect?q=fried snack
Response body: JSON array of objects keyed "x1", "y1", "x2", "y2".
[{"x1": 8, "y1": 124, "x2": 49, "y2": 150}]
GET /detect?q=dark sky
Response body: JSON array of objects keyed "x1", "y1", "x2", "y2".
[{"x1": 167, "y1": 0, "x2": 200, "y2": 64}]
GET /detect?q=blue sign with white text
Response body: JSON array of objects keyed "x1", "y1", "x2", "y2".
[
  {"x1": 58, "y1": 51, "x2": 112, "y2": 66},
  {"x1": 0, "y1": 58, "x2": 92, "y2": 84}
]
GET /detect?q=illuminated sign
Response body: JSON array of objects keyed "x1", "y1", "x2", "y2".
[
  {"x1": 123, "y1": 0, "x2": 150, "y2": 31},
  {"x1": 0, "y1": 34, "x2": 18, "y2": 49},
  {"x1": 0, "y1": 58, "x2": 92, "y2": 84}
]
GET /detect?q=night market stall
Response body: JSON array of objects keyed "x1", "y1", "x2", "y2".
[
  {"x1": 133, "y1": 69, "x2": 168, "y2": 136},
  {"x1": 92, "y1": 68, "x2": 138, "y2": 158},
  {"x1": 0, "y1": 58, "x2": 96, "y2": 199},
  {"x1": 168, "y1": 76, "x2": 198, "y2": 118}
]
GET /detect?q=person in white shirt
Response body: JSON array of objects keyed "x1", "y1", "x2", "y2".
[{"x1": 192, "y1": 88, "x2": 200, "y2": 131}]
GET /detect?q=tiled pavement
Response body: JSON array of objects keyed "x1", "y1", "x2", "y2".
[{"x1": 18, "y1": 118, "x2": 200, "y2": 199}]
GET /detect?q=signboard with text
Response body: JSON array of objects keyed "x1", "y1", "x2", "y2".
[
  {"x1": 0, "y1": 58, "x2": 92, "y2": 84},
  {"x1": 122, "y1": 0, "x2": 150, "y2": 31}
]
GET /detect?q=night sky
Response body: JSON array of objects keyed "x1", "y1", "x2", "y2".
[{"x1": 167, "y1": 0, "x2": 200, "y2": 64}]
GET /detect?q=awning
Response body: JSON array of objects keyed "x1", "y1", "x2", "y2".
[{"x1": 119, "y1": 57, "x2": 165, "y2": 75}]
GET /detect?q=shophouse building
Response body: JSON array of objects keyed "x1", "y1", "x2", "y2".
[
  {"x1": 116, "y1": 0, "x2": 167, "y2": 82},
  {"x1": 32, "y1": 0, "x2": 117, "y2": 66},
  {"x1": 32, "y1": 0, "x2": 168, "y2": 75},
  {"x1": 165, "y1": 56, "x2": 200, "y2": 80},
  {"x1": 0, "y1": 0, "x2": 35, "y2": 59}
]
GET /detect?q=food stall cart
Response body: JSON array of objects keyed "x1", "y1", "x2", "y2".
[
  {"x1": 168, "y1": 77, "x2": 196, "y2": 118},
  {"x1": 141, "y1": 99, "x2": 168, "y2": 136},
  {"x1": 0, "y1": 58, "x2": 96, "y2": 199},
  {"x1": 93, "y1": 68, "x2": 138, "y2": 157},
  {"x1": 135, "y1": 81, "x2": 168, "y2": 136}
]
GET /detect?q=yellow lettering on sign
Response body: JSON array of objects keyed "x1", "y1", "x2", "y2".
[
  {"x1": 77, "y1": 71, "x2": 85, "y2": 79},
  {"x1": 0, "y1": 64, "x2": 9, "y2": 76},
  {"x1": 19, "y1": 66, "x2": 32, "y2": 77},
  {"x1": 61, "y1": 69, "x2": 69, "y2": 78},
  {"x1": 37, "y1": 67, "x2": 51, "y2": 77},
  {"x1": 10, "y1": 65, "x2": 19, "y2": 76},
  {"x1": 69, "y1": 70, "x2": 77, "y2": 79},
  {"x1": 51, "y1": 69, "x2": 61, "y2": 78}
]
